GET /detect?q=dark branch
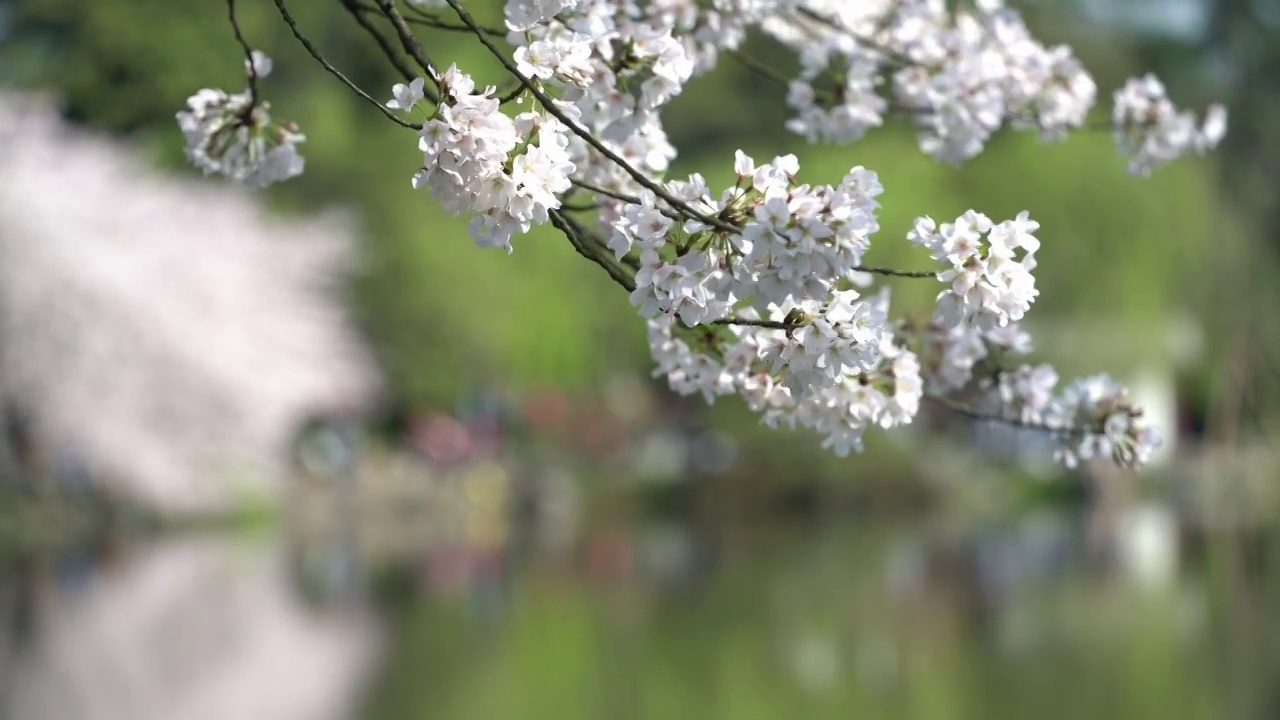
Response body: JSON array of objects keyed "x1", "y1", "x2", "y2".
[{"x1": 550, "y1": 210, "x2": 636, "y2": 292}]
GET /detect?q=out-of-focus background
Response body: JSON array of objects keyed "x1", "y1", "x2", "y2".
[{"x1": 2, "y1": 0, "x2": 1279, "y2": 718}]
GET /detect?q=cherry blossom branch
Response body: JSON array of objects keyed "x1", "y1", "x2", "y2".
[
  {"x1": 270, "y1": 0, "x2": 422, "y2": 129},
  {"x1": 792, "y1": 7, "x2": 914, "y2": 67},
  {"x1": 571, "y1": 178, "x2": 936, "y2": 278},
  {"x1": 439, "y1": 0, "x2": 741, "y2": 236},
  {"x1": 181, "y1": 0, "x2": 1206, "y2": 470}
]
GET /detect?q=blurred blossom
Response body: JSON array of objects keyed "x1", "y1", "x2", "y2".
[
  {"x1": 0, "y1": 94, "x2": 378, "y2": 512},
  {"x1": 688, "y1": 429, "x2": 737, "y2": 475},
  {"x1": 521, "y1": 386, "x2": 569, "y2": 429},
  {"x1": 411, "y1": 413, "x2": 475, "y2": 466},
  {"x1": 628, "y1": 430, "x2": 689, "y2": 483},
  {"x1": 1115, "y1": 504, "x2": 1179, "y2": 588},
  {"x1": 789, "y1": 632, "x2": 841, "y2": 693},
  {"x1": 528, "y1": 466, "x2": 582, "y2": 557},
  {"x1": 635, "y1": 522, "x2": 697, "y2": 590}
]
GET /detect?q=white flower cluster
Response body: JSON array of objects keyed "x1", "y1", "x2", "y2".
[
  {"x1": 767, "y1": 0, "x2": 1097, "y2": 163},
  {"x1": 617, "y1": 152, "x2": 883, "y2": 327},
  {"x1": 908, "y1": 210, "x2": 1040, "y2": 329},
  {"x1": 918, "y1": 319, "x2": 1030, "y2": 394},
  {"x1": 504, "y1": 0, "x2": 697, "y2": 195},
  {"x1": 645, "y1": 296, "x2": 922, "y2": 458},
  {"x1": 785, "y1": 46, "x2": 886, "y2": 144},
  {"x1": 1113, "y1": 74, "x2": 1227, "y2": 176},
  {"x1": 506, "y1": 0, "x2": 582, "y2": 31},
  {"x1": 405, "y1": 66, "x2": 576, "y2": 252},
  {"x1": 175, "y1": 53, "x2": 305, "y2": 188}
]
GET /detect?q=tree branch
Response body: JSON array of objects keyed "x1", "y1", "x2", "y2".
[
  {"x1": 550, "y1": 210, "x2": 636, "y2": 292},
  {"x1": 397, "y1": 3, "x2": 508, "y2": 36},
  {"x1": 925, "y1": 393, "x2": 1083, "y2": 435},
  {"x1": 711, "y1": 317, "x2": 792, "y2": 330}
]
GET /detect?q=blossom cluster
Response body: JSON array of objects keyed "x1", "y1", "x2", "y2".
[
  {"x1": 645, "y1": 297, "x2": 922, "y2": 459},
  {"x1": 406, "y1": 65, "x2": 576, "y2": 252},
  {"x1": 976, "y1": 366, "x2": 1162, "y2": 469},
  {"x1": 616, "y1": 152, "x2": 883, "y2": 324},
  {"x1": 1113, "y1": 74, "x2": 1227, "y2": 176},
  {"x1": 766, "y1": 0, "x2": 1098, "y2": 163},
  {"x1": 907, "y1": 210, "x2": 1041, "y2": 329},
  {"x1": 176, "y1": 53, "x2": 304, "y2": 188}
]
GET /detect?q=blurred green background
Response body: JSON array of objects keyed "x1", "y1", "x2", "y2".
[{"x1": 3, "y1": 1, "x2": 1280, "y2": 718}]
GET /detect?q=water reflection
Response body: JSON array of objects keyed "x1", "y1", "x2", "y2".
[
  {"x1": 3, "y1": 496, "x2": 1277, "y2": 719},
  {"x1": 1, "y1": 538, "x2": 377, "y2": 720}
]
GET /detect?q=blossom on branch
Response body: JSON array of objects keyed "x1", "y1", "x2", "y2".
[
  {"x1": 176, "y1": 53, "x2": 305, "y2": 188},
  {"x1": 171, "y1": 0, "x2": 1225, "y2": 471}
]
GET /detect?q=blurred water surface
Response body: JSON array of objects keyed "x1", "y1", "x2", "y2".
[{"x1": 4, "y1": 491, "x2": 1278, "y2": 720}]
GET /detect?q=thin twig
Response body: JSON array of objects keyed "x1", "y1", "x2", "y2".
[
  {"x1": 396, "y1": 2, "x2": 508, "y2": 36},
  {"x1": 570, "y1": 178, "x2": 642, "y2": 205},
  {"x1": 711, "y1": 317, "x2": 792, "y2": 330},
  {"x1": 725, "y1": 50, "x2": 794, "y2": 92},
  {"x1": 227, "y1": 0, "x2": 259, "y2": 106},
  {"x1": 497, "y1": 82, "x2": 527, "y2": 104},
  {"x1": 852, "y1": 265, "x2": 938, "y2": 279},
  {"x1": 569, "y1": 178, "x2": 688, "y2": 224},
  {"x1": 925, "y1": 393, "x2": 1080, "y2": 435},
  {"x1": 270, "y1": 0, "x2": 421, "y2": 129},
  {"x1": 793, "y1": 7, "x2": 914, "y2": 67}
]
